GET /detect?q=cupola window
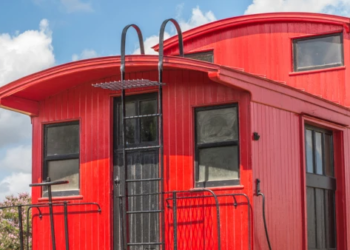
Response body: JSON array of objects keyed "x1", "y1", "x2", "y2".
[{"x1": 293, "y1": 33, "x2": 343, "y2": 72}]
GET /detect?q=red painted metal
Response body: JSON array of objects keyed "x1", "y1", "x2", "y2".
[
  {"x1": 159, "y1": 13, "x2": 350, "y2": 107},
  {"x1": 0, "y1": 12, "x2": 350, "y2": 250}
]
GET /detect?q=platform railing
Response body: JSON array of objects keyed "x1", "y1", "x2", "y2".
[
  {"x1": 0, "y1": 178, "x2": 101, "y2": 250},
  {"x1": 166, "y1": 190, "x2": 251, "y2": 250}
]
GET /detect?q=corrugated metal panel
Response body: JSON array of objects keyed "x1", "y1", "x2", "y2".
[
  {"x1": 166, "y1": 22, "x2": 349, "y2": 106},
  {"x1": 251, "y1": 103, "x2": 303, "y2": 250}
]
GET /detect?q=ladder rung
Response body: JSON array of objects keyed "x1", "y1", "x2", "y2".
[
  {"x1": 127, "y1": 242, "x2": 164, "y2": 246},
  {"x1": 123, "y1": 192, "x2": 162, "y2": 197},
  {"x1": 125, "y1": 145, "x2": 160, "y2": 151},
  {"x1": 124, "y1": 114, "x2": 161, "y2": 119},
  {"x1": 126, "y1": 178, "x2": 161, "y2": 183},
  {"x1": 126, "y1": 210, "x2": 162, "y2": 214}
]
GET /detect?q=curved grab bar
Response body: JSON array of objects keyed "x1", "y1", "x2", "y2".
[
  {"x1": 158, "y1": 18, "x2": 184, "y2": 83},
  {"x1": 120, "y1": 24, "x2": 145, "y2": 81}
]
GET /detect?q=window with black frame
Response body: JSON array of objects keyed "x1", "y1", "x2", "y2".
[
  {"x1": 195, "y1": 104, "x2": 239, "y2": 187},
  {"x1": 305, "y1": 125, "x2": 336, "y2": 250},
  {"x1": 185, "y1": 51, "x2": 214, "y2": 63},
  {"x1": 293, "y1": 33, "x2": 343, "y2": 72},
  {"x1": 43, "y1": 121, "x2": 80, "y2": 197}
]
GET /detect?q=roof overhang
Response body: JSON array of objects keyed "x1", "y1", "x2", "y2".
[
  {"x1": 1, "y1": 55, "x2": 350, "y2": 126},
  {"x1": 153, "y1": 12, "x2": 350, "y2": 53}
]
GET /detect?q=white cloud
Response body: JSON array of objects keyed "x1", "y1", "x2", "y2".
[
  {"x1": 179, "y1": 6, "x2": 216, "y2": 32},
  {"x1": 0, "y1": 145, "x2": 32, "y2": 173},
  {"x1": 0, "y1": 19, "x2": 55, "y2": 86},
  {"x1": 0, "y1": 172, "x2": 32, "y2": 201},
  {"x1": 72, "y1": 49, "x2": 98, "y2": 61},
  {"x1": 245, "y1": 0, "x2": 350, "y2": 16},
  {"x1": 0, "y1": 19, "x2": 55, "y2": 201},
  {"x1": 133, "y1": 33, "x2": 171, "y2": 55},
  {"x1": 0, "y1": 110, "x2": 31, "y2": 148},
  {"x1": 133, "y1": 6, "x2": 216, "y2": 55},
  {"x1": 60, "y1": 0, "x2": 93, "y2": 13}
]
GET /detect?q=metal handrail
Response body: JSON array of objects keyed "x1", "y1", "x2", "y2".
[{"x1": 166, "y1": 190, "x2": 252, "y2": 250}]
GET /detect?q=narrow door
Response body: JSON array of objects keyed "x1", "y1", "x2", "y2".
[
  {"x1": 305, "y1": 125, "x2": 337, "y2": 250},
  {"x1": 114, "y1": 93, "x2": 160, "y2": 250}
]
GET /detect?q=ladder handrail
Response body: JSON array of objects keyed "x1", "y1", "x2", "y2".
[
  {"x1": 158, "y1": 18, "x2": 184, "y2": 83},
  {"x1": 120, "y1": 24, "x2": 145, "y2": 82}
]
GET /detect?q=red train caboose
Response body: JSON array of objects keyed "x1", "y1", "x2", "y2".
[{"x1": 0, "y1": 12, "x2": 350, "y2": 250}]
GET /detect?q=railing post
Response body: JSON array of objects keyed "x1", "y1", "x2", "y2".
[
  {"x1": 64, "y1": 202, "x2": 69, "y2": 250},
  {"x1": 18, "y1": 205, "x2": 24, "y2": 250},
  {"x1": 172, "y1": 192, "x2": 177, "y2": 250}
]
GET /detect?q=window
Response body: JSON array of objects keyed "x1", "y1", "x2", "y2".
[
  {"x1": 305, "y1": 125, "x2": 336, "y2": 250},
  {"x1": 293, "y1": 33, "x2": 343, "y2": 72},
  {"x1": 195, "y1": 104, "x2": 239, "y2": 187},
  {"x1": 43, "y1": 121, "x2": 80, "y2": 197},
  {"x1": 185, "y1": 51, "x2": 214, "y2": 63}
]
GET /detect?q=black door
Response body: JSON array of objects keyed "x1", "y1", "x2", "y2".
[
  {"x1": 113, "y1": 93, "x2": 160, "y2": 250},
  {"x1": 305, "y1": 126, "x2": 337, "y2": 250}
]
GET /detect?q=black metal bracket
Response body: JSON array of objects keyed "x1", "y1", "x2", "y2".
[
  {"x1": 120, "y1": 24, "x2": 145, "y2": 82},
  {"x1": 158, "y1": 18, "x2": 184, "y2": 84}
]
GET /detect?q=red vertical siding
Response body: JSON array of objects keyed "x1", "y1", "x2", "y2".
[
  {"x1": 166, "y1": 22, "x2": 350, "y2": 106},
  {"x1": 251, "y1": 103, "x2": 303, "y2": 250},
  {"x1": 32, "y1": 82, "x2": 112, "y2": 250},
  {"x1": 31, "y1": 70, "x2": 252, "y2": 250}
]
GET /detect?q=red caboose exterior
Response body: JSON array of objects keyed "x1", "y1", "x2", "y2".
[{"x1": 0, "y1": 12, "x2": 349, "y2": 250}]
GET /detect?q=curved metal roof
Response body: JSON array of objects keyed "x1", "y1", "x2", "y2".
[{"x1": 153, "y1": 12, "x2": 350, "y2": 52}]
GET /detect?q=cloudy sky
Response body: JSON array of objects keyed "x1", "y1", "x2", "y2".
[{"x1": 0, "y1": 0, "x2": 349, "y2": 201}]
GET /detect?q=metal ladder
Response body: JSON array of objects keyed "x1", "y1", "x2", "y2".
[{"x1": 118, "y1": 19, "x2": 184, "y2": 250}]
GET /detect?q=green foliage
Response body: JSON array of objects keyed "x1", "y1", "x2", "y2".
[{"x1": 0, "y1": 193, "x2": 31, "y2": 250}]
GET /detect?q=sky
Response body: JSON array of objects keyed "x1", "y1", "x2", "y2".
[{"x1": 0, "y1": 0, "x2": 350, "y2": 201}]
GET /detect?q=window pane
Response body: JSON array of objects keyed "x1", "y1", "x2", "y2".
[
  {"x1": 325, "y1": 190, "x2": 336, "y2": 248},
  {"x1": 140, "y1": 100, "x2": 157, "y2": 142},
  {"x1": 47, "y1": 123, "x2": 79, "y2": 156},
  {"x1": 324, "y1": 134, "x2": 334, "y2": 177},
  {"x1": 295, "y1": 34, "x2": 342, "y2": 71},
  {"x1": 47, "y1": 159, "x2": 79, "y2": 192},
  {"x1": 307, "y1": 187, "x2": 316, "y2": 248},
  {"x1": 197, "y1": 107, "x2": 238, "y2": 144},
  {"x1": 198, "y1": 146, "x2": 239, "y2": 182},
  {"x1": 119, "y1": 102, "x2": 136, "y2": 145},
  {"x1": 315, "y1": 132, "x2": 323, "y2": 175},
  {"x1": 140, "y1": 100, "x2": 157, "y2": 115},
  {"x1": 185, "y1": 51, "x2": 214, "y2": 63},
  {"x1": 306, "y1": 129, "x2": 314, "y2": 173}
]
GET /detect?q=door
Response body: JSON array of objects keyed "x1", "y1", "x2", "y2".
[
  {"x1": 305, "y1": 125, "x2": 337, "y2": 250},
  {"x1": 114, "y1": 93, "x2": 160, "y2": 250}
]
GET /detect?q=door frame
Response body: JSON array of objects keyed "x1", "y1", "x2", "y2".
[
  {"x1": 112, "y1": 91, "x2": 160, "y2": 250},
  {"x1": 300, "y1": 115, "x2": 347, "y2": 250}
]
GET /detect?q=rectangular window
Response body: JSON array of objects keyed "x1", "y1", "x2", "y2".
[
  {"x1": 43, "y1": 121, "x2": 80, "y2": 197},
  {"x1": 195, "y1": 104, "x2": 239, "y2": 187},
  {"x1": 185, "y1": 51, "x2": 214, "y2": 63},
  {"x1": 305, "y1": 125, "x2": 336, "y2": 250},
  {"x1": 293, "y1": 33, "x2": 343, "y2": 72}
]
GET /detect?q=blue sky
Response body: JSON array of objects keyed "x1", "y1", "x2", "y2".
[
  {"x1": 0, "y1": 1, "x2": 250, "y2": 65},
  {"x1": 0, "y1": 0, "x2": 349, "y2": 200}
]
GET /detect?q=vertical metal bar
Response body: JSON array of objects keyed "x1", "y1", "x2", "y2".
[
  {"x1": 26, "y1": 207, "x2": 30, "y2": 250},
  {"x1": 121, "y1": 87, "x2": 128, "y2": 250},
  {"x1": 64, "y1": 202, "x2": 69, "y2": 250},
  {"x1": 172, "y1": 192, "x2": 177, "y2": 250},
  {"x1": 18, "y1": 205, "x2": 24, "y2": 250},
  {"x1": 47, "y1": 180, "x2": 56, "y2": 250},
  {"x1": 159, "y1": 83, "x2": 165, "y2": 249}
]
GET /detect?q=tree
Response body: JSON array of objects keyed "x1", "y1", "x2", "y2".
[{"x1": 0, "y1": 193, "x2": 31, "y2": 250}]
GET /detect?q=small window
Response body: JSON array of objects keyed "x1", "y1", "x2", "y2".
[
  {"x1": 293, "y1": 33, "x2": 343, "y2": 72},
  {"x1": 43, "y1": 121, "x2": 80, "y2": 197},
  {"x1": 185, "y1": 51, "x2": 214, "y2": 63},
  {"x1": 195, "y1": 104, "x2": 239, "y2": 187}
]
